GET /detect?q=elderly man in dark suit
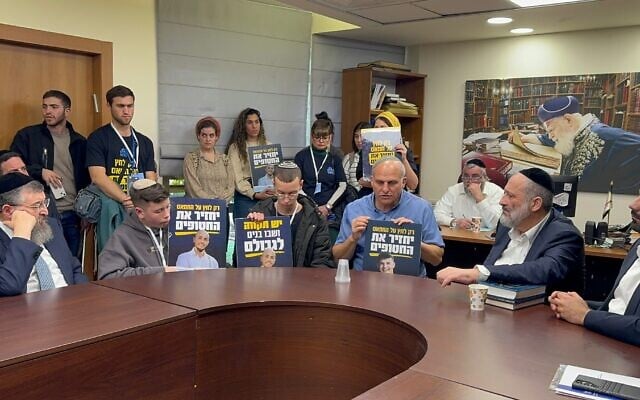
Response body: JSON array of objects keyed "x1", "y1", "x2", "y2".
[
  {"x1": 0, "y1": 173, "x2": 86, "y2": 296},
  {"x1": 437, "y1": 167, "x2": 584, "y2": 294},
  {"x1": 550, "y1": 195, "x2": 640, "y2": 346}
]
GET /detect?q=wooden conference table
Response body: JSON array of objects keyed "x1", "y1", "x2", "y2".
[
  {"x1": 2, "y1": 268, "x2": 639, "y2": 399},
  {"x1": 439, "y1": 226, "x2": 633, "y2": 300}
]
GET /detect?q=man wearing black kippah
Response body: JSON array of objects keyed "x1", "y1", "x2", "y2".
[
  {"x1": 437, "y1": 167, "x2": 584, "y2": 295},
  {"x1": 434, "y1": 158, "x2": 504, "y2": 230},
  {"x1": 0, "y1": 173, "x2": 87, "y2": 296}
]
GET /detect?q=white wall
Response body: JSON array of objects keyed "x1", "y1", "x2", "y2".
[
  {"x1": 0, "y1": 0, "x2": 158, "y2": 156},
  {"x1": 411, "y1": 26, "x2": 640, "y2": 229}
]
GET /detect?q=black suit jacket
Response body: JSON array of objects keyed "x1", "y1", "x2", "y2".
[
  {"x1": 584, "y1": 240, "x2": 640, "y2": 346},
  {"x1": 484, "y1": 209, "x2": 585, "y2": 295},
  {"x1": 0, "y1": 217, "x2": 87, "y2": 296}
]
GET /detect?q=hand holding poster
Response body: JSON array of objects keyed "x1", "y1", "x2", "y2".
[
  {"x1": 235, "y1": 216, "x2": 293, "y2": 267},
  {"x1": 361, "y1": 127, "x2": 402, "y2": 180},
  {"x1": 169, "y1": 198, "x2": 227, "y2": 269},
  {"x1": 362, "y1": 220, "x2": 421, "y2": 276},
  {"x1": 248, "y1": 144, "x2": 283, "y2": 192}
]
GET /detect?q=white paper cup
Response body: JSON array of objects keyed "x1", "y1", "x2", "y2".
[{"x1": 468, "y1": 283, "x2": 489, "y2": 311}]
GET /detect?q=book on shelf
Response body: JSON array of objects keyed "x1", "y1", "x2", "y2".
[
  {"x1": 357, "y1": 60, "x2": 411, "y2": 71},
  {"x1": 382, "y1": 100, "x2": 419, "y2": 115},
  {"x1": 483, "y1": 281, "x2": 546, "y2": 300},
  {"x1": 486, "y1": 294, "x2": 545, "y2": 310},
  {"x1": 370, "y1": 83, "x2": 386, "y2": 110},
  {"x1": 383, "y1": 94, "x2": 407, "y2": 103}
]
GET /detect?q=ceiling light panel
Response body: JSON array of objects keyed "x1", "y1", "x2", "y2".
[
  {"x1": 414, "y1": 0, "x2": 515, "y2": 15},
  {"x1": 312, "y1": 0, "x2": 412, "y2": 11},
  {"x1": 510, "y1": 0, "x2": 589, "y2": 7},
  {"x1": 353, "y1": 3, "x2": 440, "y2": 23}
]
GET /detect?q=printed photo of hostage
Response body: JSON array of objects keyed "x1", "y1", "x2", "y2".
[
  {"x1": 175, "y1": 230, "x2": 220, "y2": 269},
  {"x1": 259, "y1": 248, "x2": 277, "y2": 268},
  {"x1": 257, "y1": 164, "x2": 275, "y2": 189},
  {"x1": 377, "y1": 252, "x2": 396, "y2": 274}
]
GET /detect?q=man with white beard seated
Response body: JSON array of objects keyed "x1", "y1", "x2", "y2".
[
  {"x1": 512, "y1": 95, "x2": 640, "y2": 194},
  {"x1": 436, "y1": 168, "x2": 584, "y2": 296},
  {"x1": 0, "y1": 173, "x2": 87, "y2": 296}
]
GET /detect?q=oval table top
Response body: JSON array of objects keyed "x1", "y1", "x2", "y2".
[{"x1": 95, "y1": 268, "x2": 640, "y2": 400}]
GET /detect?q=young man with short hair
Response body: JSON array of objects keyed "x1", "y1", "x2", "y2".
[
  {"x1": 11, "y1": 90, "x2": 89, "y2": 257},
  {"x1": 247, "y1": 161, "x2": 334, "y2": 268},
  {"x1": 98, "y1": 179, "x2": 175, "y2": 279},
  {"x1": 87, "y1": 85, "x2": 157, "y2": 210}
]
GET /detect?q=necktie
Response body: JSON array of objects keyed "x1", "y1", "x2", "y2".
[{"x1": 34, "y1": 255, "x2": 56, "y2": 290}]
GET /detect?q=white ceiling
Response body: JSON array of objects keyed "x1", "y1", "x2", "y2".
[{"x1": 275, "y1": 0, "x2": 640, "y2": 46}]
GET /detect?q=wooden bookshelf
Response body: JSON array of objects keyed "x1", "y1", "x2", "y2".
[
  {"x1": 341, "y1": 67, "x2": 426, "y2": 162},
  {"x1": 627, "y1": 72, "x2": 640, "y2": 133},
  {"x1": 464, "y1": 80, "x2": 493, "y2": 135}
]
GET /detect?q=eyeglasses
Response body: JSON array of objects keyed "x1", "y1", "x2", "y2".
[
  {"x1": 275, "y1": 191, "x2": 299, "y2": 199},
  {"x1": 11, "y1": 197, "x2": 50, "y2": 210},
  {"x1": 462, "y1": 175, "x2": 483, "y2": 182},
  {"x1": 312, "y1": 134, "x2": 330, "y2": 141}
]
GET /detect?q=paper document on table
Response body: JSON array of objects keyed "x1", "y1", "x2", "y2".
[{"x1": 550, "y1": 364, "x2": 640, "y2": 399}]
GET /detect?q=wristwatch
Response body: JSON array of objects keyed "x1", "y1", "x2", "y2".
[
  {"x1": 449, "y1": 218, "x2": 457, "y2": 228},
  {"x1": 475, "y1": 264, "x2": 490, "y2": 282}
]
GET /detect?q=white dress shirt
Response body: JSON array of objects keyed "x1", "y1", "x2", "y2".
[
  {"x1": 434, "y1": 181, "x2": 504, "y2": 229},
  {"x1": 608, "y1": 245, "x2": 640, "y2": 315},
  {"x1": 0, "y1": 221, "x2": 68, "y2": 292},
  {"x1": 493, "y1": 212, "x2": 551, "y2": 266}
]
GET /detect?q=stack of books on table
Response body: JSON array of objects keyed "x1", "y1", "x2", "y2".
[{"x1": 485, "y1": 282, "x2": 546, "y2": 310}]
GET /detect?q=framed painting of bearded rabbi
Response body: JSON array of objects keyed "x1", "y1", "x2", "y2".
[{"x1": 462, "y1": 73, "x2": 640, "y2": 194}]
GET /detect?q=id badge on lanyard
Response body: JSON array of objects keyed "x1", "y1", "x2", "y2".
[
  {"x1": 310, "y1": 147, "x2": 328, "y2": 195},
  {"x1": 112, "y1": 123, "x2": 141, "y2": 192}
]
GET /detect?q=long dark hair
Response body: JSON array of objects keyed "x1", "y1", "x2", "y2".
[
  {"x1": 351, "y1": 121, "x2": 371, "y2": 153},
  {"x1": 225, "y1": 108, "x2": 267, "y2": 163}
]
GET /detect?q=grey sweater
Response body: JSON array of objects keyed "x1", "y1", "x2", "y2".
[{"x1": 97, "y1": 214, "x2": 168, "y2": 280}]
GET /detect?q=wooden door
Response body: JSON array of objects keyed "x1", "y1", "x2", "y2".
[
  {"x1": 0, "y1": 23, "x2": 113, "y2": 279},
  {"x1": 0, "y1": 23, "x2": 112, "y2": 146},
  {"x1": 0, "y1": 43, "x2": 95, "y2": 146}
]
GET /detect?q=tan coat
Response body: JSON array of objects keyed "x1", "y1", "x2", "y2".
[{"x1": 183, "y1": 150, "x2": 235, "y2": 203}]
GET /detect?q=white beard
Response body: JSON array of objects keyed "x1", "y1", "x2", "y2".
[
  {"x1": 31, "y1": 219, "x2": 54, "y2": 246},
  {"x1": 554, "y1": 133, "x2": 576, "y2": 157}
]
